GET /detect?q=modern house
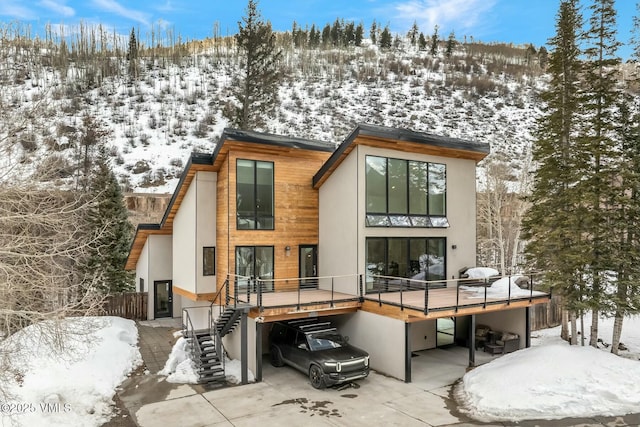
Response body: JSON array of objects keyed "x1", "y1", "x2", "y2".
[{"x1": 125, "y1": 123, "x2": 550, "y2": 384}]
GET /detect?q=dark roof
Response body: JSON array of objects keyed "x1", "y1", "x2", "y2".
[
  {"x1": 216, "y1": 128, "x2": 336, "y2": 156},
  {"x1": 313, "y1": 123, "x2": 490, "y2": 187},
  {"x1": 354, "y1": 123, "x2": 490, "y2": 152},
  {"x1": 159, "y1": 152, "x2": 214, "y2": 227}
]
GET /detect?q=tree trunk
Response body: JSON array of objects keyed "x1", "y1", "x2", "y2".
[
  {"x1": 580, "y1": 313, "x2": 585, "y2": 346},
  {"x1": 611, "y1": 314, "x2": 623, "y2": 355},
  {"x1": 589, "y1": 309, "x2": 599, "y2": 347},
  {"x1": 570, "y1": 311, "x2": 577, "y2": 345},
  {"x1": 560, "y1": 305, "x2": 569, "y2": 341}
]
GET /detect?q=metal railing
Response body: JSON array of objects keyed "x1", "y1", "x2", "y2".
[
  {"x1": 365, "y1": 272, "x2": 550, "y2": 315},
  {"x1": 225, "y1": 273, "x2": 363, "y2": 311}
]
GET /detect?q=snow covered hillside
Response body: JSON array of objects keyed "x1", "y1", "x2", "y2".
[{"x1": 2, "y1": 36, "x2": 547, "y2": 193}]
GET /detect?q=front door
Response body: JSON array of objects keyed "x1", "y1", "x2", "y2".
[
  {"x1": 154, "y1": 280, "x2": 173, "y2": 318},
  {"x1": 299, "y1": 245, "x2": 318, "y2": 289}
]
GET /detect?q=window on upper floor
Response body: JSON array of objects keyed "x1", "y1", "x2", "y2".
[
  {"x1": 366, "y1": 237, "x2": 447, "y2": 282},
  {"x1": 237, "y1": 159, "x2": 274, "y2": 230},
  {"x1": 365, "y1": 156, "x2": 448, "y2": 227}
]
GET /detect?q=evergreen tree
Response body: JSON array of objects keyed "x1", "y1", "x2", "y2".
[
  {"x1": 322, "y1": 23, "x2": 331, "y2": 47},
  {"x1": 578, "y1": 0, "x2": 622, "y2": 347},
  {"x1": 355, "y1": 22, "x2": 364, "y2": 46},
  {"x1": 330, "y1": 18, "x2": 343, "y2": 47},
  {"x1": 309, "y1": 24, "x2": 321, "y2": 48},
  {"x1": 408, "y1": 21, "x2": 419, "y2": 46},
  {"x1": 226, "y1": 0, "x2": 282, "y2": 130},
  {"x1": 445, "y1": 31, "x2": 456, "y2": 58},
  {"x1": 522, "y1": 0, "x2": 584, "y2": 344},
  {"x1": 379, "y1": 25, "x2": 392, "y2": 49},
  {"x1": 418, "y1": 32, "x2": 427, "y2": 50},
  {"x1": 370, "y1": 20, "x2": 378, "y2": 45},
  {"x1": 87, "y1": 146, "x2": 134, "y2": 293},
  {"x1": 127, "y1": 27, "x2": 138, "y2": 77},
  {"x1": 538, "y1": 46, "x2": 549, "y2": 69},
  {"x1": 344, "y1": 21, "x2": 356, "y2": 46},
  {"x1": 430, "y1": 25, "x2": 439, "y2": 56}
]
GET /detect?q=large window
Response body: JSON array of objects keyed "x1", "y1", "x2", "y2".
[
  {"x1": 365, "y1": 156, "x2": 448, "y2": 227},
  {"x1": 366, "y1": 237, "x2": 446, "y2": 282},
  {"x1": 237, "y1": 160, "x2": 274, "y2": 230},
  {"x1": 235, "y1": 246, "x2": 274, "y2": 290}
]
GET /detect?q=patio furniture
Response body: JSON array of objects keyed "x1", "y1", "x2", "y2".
[
  {"x1": 483, "y1": 331, "x2": 520, "y2": 354},
  {"x1": 475, "y1": 324, "x2": 491, "y2": 350}
]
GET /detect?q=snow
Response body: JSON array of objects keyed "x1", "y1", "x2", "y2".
[
  {"x1": 5, "y1": 313, "x2": 640, "y2": 424},
  {"x1": 464, "y1": 267, "x2": 500, "y2": 279},
  {"x1": 456, "y1": 315, "x2": 640, "y2": 422},
  {"x1": 1, "y1": 317, "x2": 142, "y2": 427},
  {"x1": 158, "y1": 336, "x2": 255, "y2": 385},
  {"x1": 461, "y1": 274, "x2": 546, "y2": 298}
]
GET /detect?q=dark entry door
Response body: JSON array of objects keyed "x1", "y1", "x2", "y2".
[
  {"x1": 154, "y1": 280, "x2": 173, "y2": 318},
  {"x1": 299, "y1": 245, "x2": 318, "y2": 289}
]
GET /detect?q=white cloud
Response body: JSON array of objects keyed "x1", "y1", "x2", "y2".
[
  {"x1": 39, "y1": 0, "x2": 75, "y2": 17},
  {"x1": 392, "y1": 0, "x2": 498, "y2": 34},
  {"x1": 0, "y1": 2, "x2": 36, "y2": 20},
  {"x1": 92, "y1": 0, "x2": 151, "y2": 27}
]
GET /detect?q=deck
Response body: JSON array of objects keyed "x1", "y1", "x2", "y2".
[{"x1": 226, "y1": 274, "x2": 551, "y2": 322}]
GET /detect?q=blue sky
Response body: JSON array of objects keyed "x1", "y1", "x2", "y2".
[{"x1": 1, "y1": 1, "x2": 637, "y2": 56}]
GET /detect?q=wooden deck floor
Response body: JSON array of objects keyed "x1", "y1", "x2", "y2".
[{"x1": 237, "y1": 285, "x2": 550, "y2": 322}]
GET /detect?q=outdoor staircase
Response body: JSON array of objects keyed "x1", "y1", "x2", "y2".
[
  {"x1": 215, "y1": 306, "x2": 242, "y2": 337},
  {"x1": 185, "y1": 329, "x2": 226, "y2": 386}
]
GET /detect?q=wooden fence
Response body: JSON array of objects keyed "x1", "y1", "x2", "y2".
[
  {"x1": 530, "y1": 294, "x2": 562, "y2": 331},
  {"x1": 101, "y1": 292, "x2": 148, "y2": 320}
]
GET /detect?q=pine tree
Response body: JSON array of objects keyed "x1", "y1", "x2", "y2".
[
  {"x1": 608, "y1": 2, "x2": 640, "y2": 354},
  {"x1": 522, "y1": 0, "x2": 584, "y2": 344},
  {"x1": 370, "y1": 20, "x2": 378, "y2": 45},
  {"x1": 127, "y1": 27, "x2": 138, "y2": 78},
  {"x1": 379, "y1": 25, "x2": 392, "y2": 49},
  {"x1": 430, "y1": 25, "x2": 439, "y2": 56},
  {"x1": 445, "y1": 31, "x2": 456, "y2": 58},
  {"x1": 408, "y1": 21, "x2": 419, "y2": 46},
  {"x1": 578, "y1": 0, "x2": 622, "y2": 347},
  {"x1": 322, "y1": 23, "x2": 331, "y2": 47},
  {"x1": 226, "y1": 0, "x2": 282, "y2": 130},
  {"x1": 418, "y1": 32, "x2": 427, "y2": 50},
  {"x1": 355, "y1": 22, "x2": 364, "y2": 47},
  {"x1": 87, "y1": 146, "x2": 134, "y2": 294}
]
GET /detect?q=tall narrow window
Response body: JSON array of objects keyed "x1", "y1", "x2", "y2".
[
  {"x1": 203, "y1": 247, "x2": 215, "y2": 276},
  {"x1": 237, "y1": 160, "x2": 274, "y2": 230}
]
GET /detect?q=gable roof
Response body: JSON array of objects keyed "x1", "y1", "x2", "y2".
[
  {"x1": 312, "y1": 123, "x2": 490, "y2": 188},
  {"x1": 125, "y1": 128, "x2": 334, "y2": 270}
]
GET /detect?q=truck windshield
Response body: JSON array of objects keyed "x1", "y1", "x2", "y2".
[{"x1": 307, "y1": 332, "x2": 345, "y2": 351}]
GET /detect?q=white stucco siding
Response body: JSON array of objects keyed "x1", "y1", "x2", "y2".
[
  {"x1": 135, "y1": 239, "x2": 150, "y2": 294},
  {"x1": 224, "y1": 317, "x2": 258, "y2": 377},
  {"x1": 357, "y1": 146, "x2": 479, "y2": 281},
  {"x1": 318, "y1": 148, "x2": 359, "y2": 294},
  {"x1": 173, "y1": 176, "x2": 197, "y2": 294},
  {"x1": 332, "y1": 311, "x2": 407, "y2": 381},
  {"x1": 195, "y1": 171, "x2": 217, "y2": 294},
  {"x1": 146, "y1": 234, "x2": 173, "y2": 320},
  {"x1": 410, "y1": 319, "x2": 437, "y2": 351}
]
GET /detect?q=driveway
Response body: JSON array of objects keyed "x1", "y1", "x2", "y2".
[{"x1": 110, "y1": 320, "x2": 640, "y2": 427}]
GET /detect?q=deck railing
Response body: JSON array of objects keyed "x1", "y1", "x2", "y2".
[
  {"x1": 365, "y1": 272, "x2": 550, "y2": 315},
  {"x1": 221, "y1": 272, "x2": 550, "y2": 315},
  {"x1": 225, "y1": 273, "x2": 363, "y2": 311}
]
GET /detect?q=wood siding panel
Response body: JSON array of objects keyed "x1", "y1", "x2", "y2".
[
  {"x1": 217, "y1": 146, "x2": 331, "y2": 289},
  {"x1": 216, "y1": 156, "x2": 230, "y2": 291}
]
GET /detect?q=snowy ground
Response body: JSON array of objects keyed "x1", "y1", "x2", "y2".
[
  {"x1": 2, "y1": 314, "x2": 640, "y2": 425},
  {"x1": 456, "y1": 314, "x2": 640, "y2": 422},
  {"x1": 0, "y1": 317, "x2": 141, "y2": 427}
]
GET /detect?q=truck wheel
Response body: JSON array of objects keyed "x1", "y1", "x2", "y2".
[
  {"x1": 309, "y1": 364, "x2": 325, "y2": 389},
  {"x1": 270, "y1": 345, "x2": 284, "y2": 367}
]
